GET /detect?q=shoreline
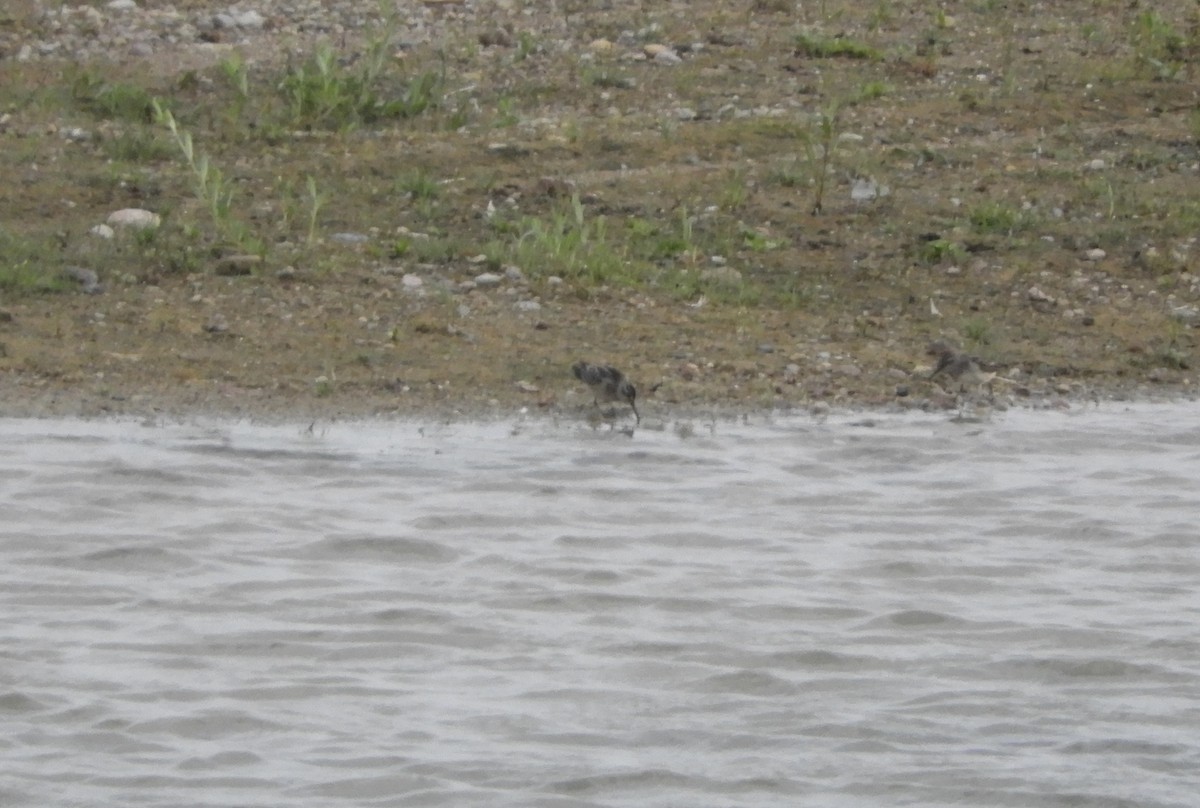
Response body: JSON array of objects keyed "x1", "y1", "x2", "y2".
[{"x1": 1, "y1": 371, "x2": 1192, "y2": 425}]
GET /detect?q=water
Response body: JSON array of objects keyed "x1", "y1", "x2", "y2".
[{"x1": 2, "y1": 405, "x2": 1198, "y2": 808}]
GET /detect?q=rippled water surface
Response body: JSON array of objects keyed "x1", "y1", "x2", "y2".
[{"x1": 2, "y1": 406, "x2": 1199, "y2": 807}]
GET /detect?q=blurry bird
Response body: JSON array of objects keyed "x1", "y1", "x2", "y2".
[
  {"x1": 926, "y1": 340, "x2": 995, "y2": 395},
  {"x1": 571, "y1": 361, "x2": 639, "y2": 423}
]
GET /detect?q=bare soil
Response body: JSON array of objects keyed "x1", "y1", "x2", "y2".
[{"x1": 1, "y1": 0, "x2": 1198, "y2": 421}]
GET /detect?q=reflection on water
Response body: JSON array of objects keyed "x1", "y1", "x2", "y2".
[{"x1": 2, "y1": 406, "x2": 1199, "y2": 807}]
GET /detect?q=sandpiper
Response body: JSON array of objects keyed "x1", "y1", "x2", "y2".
[
  {"x1": 926, "y1": 340, "x2": 995, "y2": 395},
  {"x1": 571, "y1": 361, "x2": 639, "y2": 423}
]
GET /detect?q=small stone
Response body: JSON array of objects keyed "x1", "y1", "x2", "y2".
[
  {"x1": 474, "y1": 272, "x2": 502, "y2": 287},
  {"x1": 1170, "y1": 305, "x2": 1200, "y2": 326},
  {"x1": 63, "y1": 266, "x2": 102, "y2": 294},
  {"x1": 757, "y1": 343, "x2": 775, "y2": 354},
  {"x1": 895, "y1": 384, "x2": 910, "y2": 397},
  {"x1": 675, "y1": 107, "x2": 698, "y2": 121},
  {"x1": 515, "y1": 300, "x2": 541, "y2": 312},
  {"x1": 653, "y1": 49, "x2": 683, "y2": 65},
  {"x1": 401, "y1": 273, "x2": 423, "y2": 289},
  {"x1": 204, "y1": 313, "x2": 229, "y2": 334},
  {"x1": 331, "y1": 232, "x2": 369, "y2": 245},
  {"x1": 107, "y1": 0, "x2": 137, "y2": 10},
  {"x1": 835, "y1": 364, "x2": 862, "y2": 378},
  {"x1": 89, "y1": 224, "x2": 115, "y2": 240},
  {"x1": 589, "y1": 38, "x2": 614, "y2": 52},
  {"x1": 1085, "y1": 158, "x2": 1106, "y2": 171},
  {"x1": 515, "y1": 380, "x2": 539, "y2": 393},
  {"x1": 1083, "y1": 248, "x2": 1106, "y2": 261},
  {"x1": 107, "y1": 208, "x2": 160, "y2": 230},
  {"x1": 504, "y1": 265, "x2": 525, "y2": 282},
  {"x1": 699, "y1": 265, "x2": 743, "y2": 286}
]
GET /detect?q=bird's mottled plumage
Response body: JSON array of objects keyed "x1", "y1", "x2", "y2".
[
  {"x1": 572, "y1": 361, "x2": 639, "y2": 423},
  {"x1": 926, "y1": 340, "x2": 993, "y2": 393}
]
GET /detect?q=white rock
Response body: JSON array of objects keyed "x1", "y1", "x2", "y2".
[
  {"x1": 515, "y1": 300, "x2": 541, "y2": 312},
  {"x1": 89, "y1": 224, "x2": 115, "y2": 239},
  {"x1": 107, "y1": 0, "x2": 137, "y2": 11},
  {"x1": 1086, "y1": 158, "x2": 1106, "y2": 171},
  {"x1": 401, "y1": 273, "x2": 423, "y2": 289},
  {"x1": 232, "y1": 10, "x2": 265, "y2": 29},
  {"x1": 107, "y1": 208, "x2": 161, "y2": 230},
  {"x1": 474, "y1": 272, "x2": 502, "y2": 287}
]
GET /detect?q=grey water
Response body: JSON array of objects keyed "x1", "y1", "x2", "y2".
[{"x1": 1, "y1": 405, "x2": 1198, "y2": 808}]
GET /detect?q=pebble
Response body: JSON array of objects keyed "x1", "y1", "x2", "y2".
[
  {"x1": 62, "y1": 266, "x2": 103, "y2": 294},
  {"x1": 401, "y1": 273, "x2": 423, "y2": 289},
  {"x1": 331, "y1": 232, "x2": 369, "y2": 245},
  {"x1": 107, "y1": 208, "x2": 160, "y2": 230},
  {"x1": 1083, "y1": 248, "x2": 1106, "y2": 261},
  {"x1": 89, "y1": 224, "x2": 115, "y2": 240},
  {"x1": 107, "y1": 0, "x2": 137, "y2": 11},
  {"x1": 699, "y1": 266, "x2": 743, "y2": 286},
  {"x1": 474, "y1": 272, "x2": 502, "y2": 287},
  {"x1": 514, "y1": 300, "x2": 541, "y2": 312},
  {"x1": 1170, "y1": 305, "x2": 1200, "y2": 325}
]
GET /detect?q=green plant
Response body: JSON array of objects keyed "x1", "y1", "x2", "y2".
[
  {"x1": 799, "y1": 103, "x2": 842, "y2": 214},
  {"x1": 71, "y1": 71, "x2": 156, "y2": 122},
  {"x1": 794, "y1": 31, "x2": 882, "y2": 60},
  {"x1": 962, "y1": 318, "x2": 992, "y2": 347},
  {"x1": 919, "y1": 238, "x2": 966, "y2": 264},
  {"x1": 277, "y1": 6, "x2": 442, "y2": 130},
  {"x1": 0, "y1": 230, "x2": 67, "y2": 294},
  {"x1": 1129, "y1": 10, "x2": 1188, "y2": 79},
  {"x1": 515, "y1": 31, "x2": 538, "y2": 61},
  {"x1": 304, "y1": 175, "x2": 325, "y2": 245},
  {"x1": 969, "y1": 201, "x2": 1030, "y2": 235},
  {"x1": 153, "y1": 100, "x2": 263, "y2": 253},
  {"x1": 494, "y1": 95, "x2": 519, "y2": 128},
  {"x1": 509, "y1": 194, "x2": 630, "y2": 284}
]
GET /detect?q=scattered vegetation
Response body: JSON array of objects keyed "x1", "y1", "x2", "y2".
[
  {"x1": 794, "y1": 31, "x2": 883, "y2": 60},
  {"x1": 2, "y1": 0, "x2": 1198, "y2": 409}
]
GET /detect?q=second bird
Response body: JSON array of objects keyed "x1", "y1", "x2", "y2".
[{"x1": 571, "y1": 361, "x2": 639, "y2": 423}]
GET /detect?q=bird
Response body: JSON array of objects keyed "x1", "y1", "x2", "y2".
[
  {"x1": 926, "y1": 340, "x2": 995, "y2": 395},
  {"x1": 571, "y1": 361, "x2": 639, "y2": 423}
]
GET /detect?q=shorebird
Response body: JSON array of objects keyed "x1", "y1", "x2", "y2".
[
  {"x1": 571, "y1": 361, "x2": 639, "y2": 423},
  {"x1": 926, "y1": 340, "x2": 996, "y2": 396}
]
